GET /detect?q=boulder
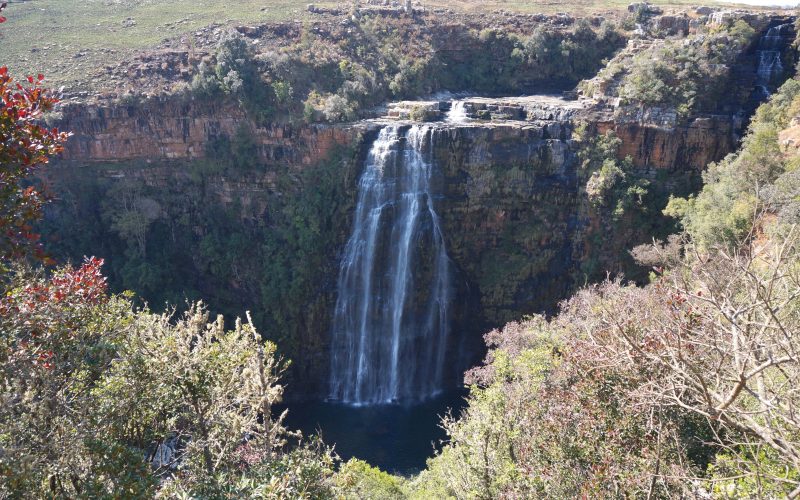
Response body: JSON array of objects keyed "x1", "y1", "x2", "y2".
[
  {"x1": 628, "y1": 2, "x2": 663, "y2": 15},
  {"x1": 656, "y1": 15, "x2": 689, "y2": 36}
]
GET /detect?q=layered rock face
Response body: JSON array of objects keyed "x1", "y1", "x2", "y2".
[
  {"x1": 57, "y1": 99, "x2": 358, "y2": 167},
  {"x1": 44, "y1": 14, "x2": 797, "y2": 397},
  {"x1": 41, "y1": 92, "x2": 754, "y2": 396}
]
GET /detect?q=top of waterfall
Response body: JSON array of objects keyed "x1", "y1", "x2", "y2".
[
  {"x1": 446, "y1": 101, "x2": 469, "y2": 124},
  {"x1": 378, "y1": 95, "x2": 588, "y2": 126}
]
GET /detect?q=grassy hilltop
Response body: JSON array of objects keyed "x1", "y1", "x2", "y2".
[{"x1": 0, "y1": 0, "x2": 780, "y2": 92}]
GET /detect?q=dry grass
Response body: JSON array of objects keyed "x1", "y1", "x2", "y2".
[{"x1": 0, "y1": 0, "x2": 789, "y2": 92}]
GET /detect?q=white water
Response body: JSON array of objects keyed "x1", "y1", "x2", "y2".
[
  {"x1": 755, "y1": 24, "x2": 791, "y2": 97},
  {"x1": 446, "y1": 101, "x2": 469, "y2": 123},
  {"x1": 329, "y1": 125, "x2": 452, "y2": 405}
]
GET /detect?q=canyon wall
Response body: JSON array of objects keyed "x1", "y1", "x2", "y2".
[
  {"x1": 44, "y1": 94, "x2": 744, "y2": 396},
  {"x1": 43, "y1": 13, "x2": 796, "y2": 396},
  {"x1": 57, "y1": 99, "x2": 358, "y2": 167}
]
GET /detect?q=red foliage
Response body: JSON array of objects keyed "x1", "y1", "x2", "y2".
[
  {"x1": 1, "y1": 66, "x2": 70, "y2": 261},
  {"x1": 48, "y1": 256, "x2": 108, "y2": 304},
  {"x1": 0, "y1": 257, "x2": 108, "y2": 370}
]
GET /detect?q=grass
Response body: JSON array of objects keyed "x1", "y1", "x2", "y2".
[
  {"x1": 0, "y1": 0, "x2": 339, "y2": 91},
  {"x1": 0, "y1": 0, "x2": 788, "y2": 92}
]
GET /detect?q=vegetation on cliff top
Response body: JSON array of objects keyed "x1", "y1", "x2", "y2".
[
  {"x1": 180, "y1": 17, "x2": 625, "y2": 125},
  {"x1": 0, "y1": 0, "x2": 741, "y2": 93},
  {"x1": 584, "y1": 18, "x2": 764, "y2": 116}
]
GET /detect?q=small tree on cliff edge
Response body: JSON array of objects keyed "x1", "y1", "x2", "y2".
[{"x1": 0, "y1": 66, "x2": 70, "y2": 266}]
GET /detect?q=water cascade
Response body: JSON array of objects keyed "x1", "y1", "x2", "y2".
[
  {"x1": 329, "y1": 125, "x2": 452, "y2": 405},
  {"x1": 755, "y1": 23, "x2": 791, "y2": 97},
  {"x1": 446, "y1": 101, "x2": 469, "y2": 123}
]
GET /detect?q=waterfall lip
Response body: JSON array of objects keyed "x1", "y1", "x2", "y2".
[{"x1": 365, "y1": 93, "x2": 588, "y2": 128}]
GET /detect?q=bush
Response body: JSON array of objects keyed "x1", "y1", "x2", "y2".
[
  {"x1": 666, "y1": 78, "x2": 800, "y2": 250},
  {"x1": 616, "y1": 20, "x2": 758, "y2": 115},
  {"x1": 335, "y1": 459, "x2": 406, "y2": 499},
  {"x1": 0, "y1": 260, "x2": 336, "y2": 497},
  {"x1": 323, "y1": 94, "x2": 356, "y2": 122},
  {"x1": 577, "y1": 128, "x2": 650, "y2": 221},
  {"x1": 409, "y1": 315, "x2": 696, "y2": 498}
]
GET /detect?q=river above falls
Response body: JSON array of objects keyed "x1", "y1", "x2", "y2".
[{"x1": 282, "y1": 390, "x2": 467, "y2": 475}]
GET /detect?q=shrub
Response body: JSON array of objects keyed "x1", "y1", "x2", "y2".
[
  {"x1": 666, "y1": 78, "x2": 800, "y2": 250},
  {"x1": 0, "y1": 260, "x2": 337, "y2": 497},
  {"x1": 335, "y1": 459, "x2": 406, "y2": 499},
  {"x1": 323, "y1": 94, "x2": 355, "y2": 122},
  {"x1": 0, "y1": 67, "x2": 69, "y2": 264},
  {"x1": 577, "y1": 128, "x2": 650, "y2": 221}
]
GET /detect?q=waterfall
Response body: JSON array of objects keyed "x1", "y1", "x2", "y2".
[
  {"x1": 329, "y1": 125, "x2": 452, "y2": 405},
  {"x1": 446, "y1": 101, "x2": 469, "y2": 123},
  {"x1": 755, "y1": 24, "x2": 790, "y2": 98}
]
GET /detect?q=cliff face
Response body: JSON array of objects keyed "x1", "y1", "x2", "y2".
[
  {"x1": 46, "y1": 9, "x2": 795, "y2": 395},
  {"x1": 44, "y1": 90, "x2": 750, "y2": 397},
  {"x1": 421, "y1": 109, "x2": 736, "y2": 373},
  {"x1": 598, "y1": 115, "x2": 738, "y2": 173},
  {"x1": 57, "y1": 99, "x2": 358, "y2": 167}
]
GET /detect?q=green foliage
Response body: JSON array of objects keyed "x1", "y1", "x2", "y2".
[
  {"x1": 666, "y1": 78, "x2": 800, "y2": 250},
  {"x1": 335, "y1": 459, "x2": 406, "y2": 499},
  {"x1": 389, "y1": 57, "x2": 433, "y2": 98},
  {"x1": 195, "y1": 19, "x2": 625, "y2": 124},
  {"x1": 272, "y1": 80, "x2": 294, "y2": 108},
  {"x1": 574, "y1": 126, "x2": 657, "y2": 282},
  {"x1": 323, "y1": 94, "x2": 356, "y2": 122},
  {"x1": 602, "y1": 20, "x2": 759, "y2": 116},
  {"x1": 409, "y1": 315, "x2": 695, "y2": 498},
  {"x1": 709, "y1": 447, "x2": 800, "y2": 498},
  {"x1": 190, "y1": 61, "x2": 222, "y2": 97},
  {"x1": 201, "y1": 31, "x2": 277, "y2": 123},
  {"x1": 0, "y1": 261, "x2": 336, "y2": 498},
  {"x1": 43, "y1": 141, "x2": 358, "y2": 387},
  {"x1": 408, "y1": 105, "x2": 438, "y2": 122}
]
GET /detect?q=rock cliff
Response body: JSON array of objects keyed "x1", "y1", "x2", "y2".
[
  {"x1": 42, "y1": 13, "x2": 798, "y2": 397},
  {"x1": 42, "y1": 91, "x2": 747, "y2": 395}
]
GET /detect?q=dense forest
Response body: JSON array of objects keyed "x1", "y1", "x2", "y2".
[{"x1": 2, "y1": 3, "x2": 800, "y2": 498}]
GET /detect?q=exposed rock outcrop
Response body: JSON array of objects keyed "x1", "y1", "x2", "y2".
[
  {"x1": 44, "y1": 89, "x2": 754, "y2": 396},
  {"x1": 44, "y1": 11, "x2": 799, "y2": 398},
  {"x1": 57, "y1": 99, "x2": 358, "y2": 166}
]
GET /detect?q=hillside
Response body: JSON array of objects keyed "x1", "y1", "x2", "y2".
[{"x1": 0, "y1": 0, "x2": 778, "y2": 93}]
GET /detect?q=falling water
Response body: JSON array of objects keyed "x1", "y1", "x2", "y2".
[
  {"x1": 329, "y1": 125, "x2": 451, "y2": 405},
  {"x1": 446, "y1": 101, "x2": 469, "y2": 123},
  {"x1": 755, "y1": 24, "x2": 790, "y2": 98}
]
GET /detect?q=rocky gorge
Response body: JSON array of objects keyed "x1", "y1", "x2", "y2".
[{"x1": 42, "y1": 9, "x2": 798, "y2": 398}]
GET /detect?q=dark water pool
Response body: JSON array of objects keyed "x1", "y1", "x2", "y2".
[{"x1": 282, "y1": 390, "x2": 467, "y2": 475}]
